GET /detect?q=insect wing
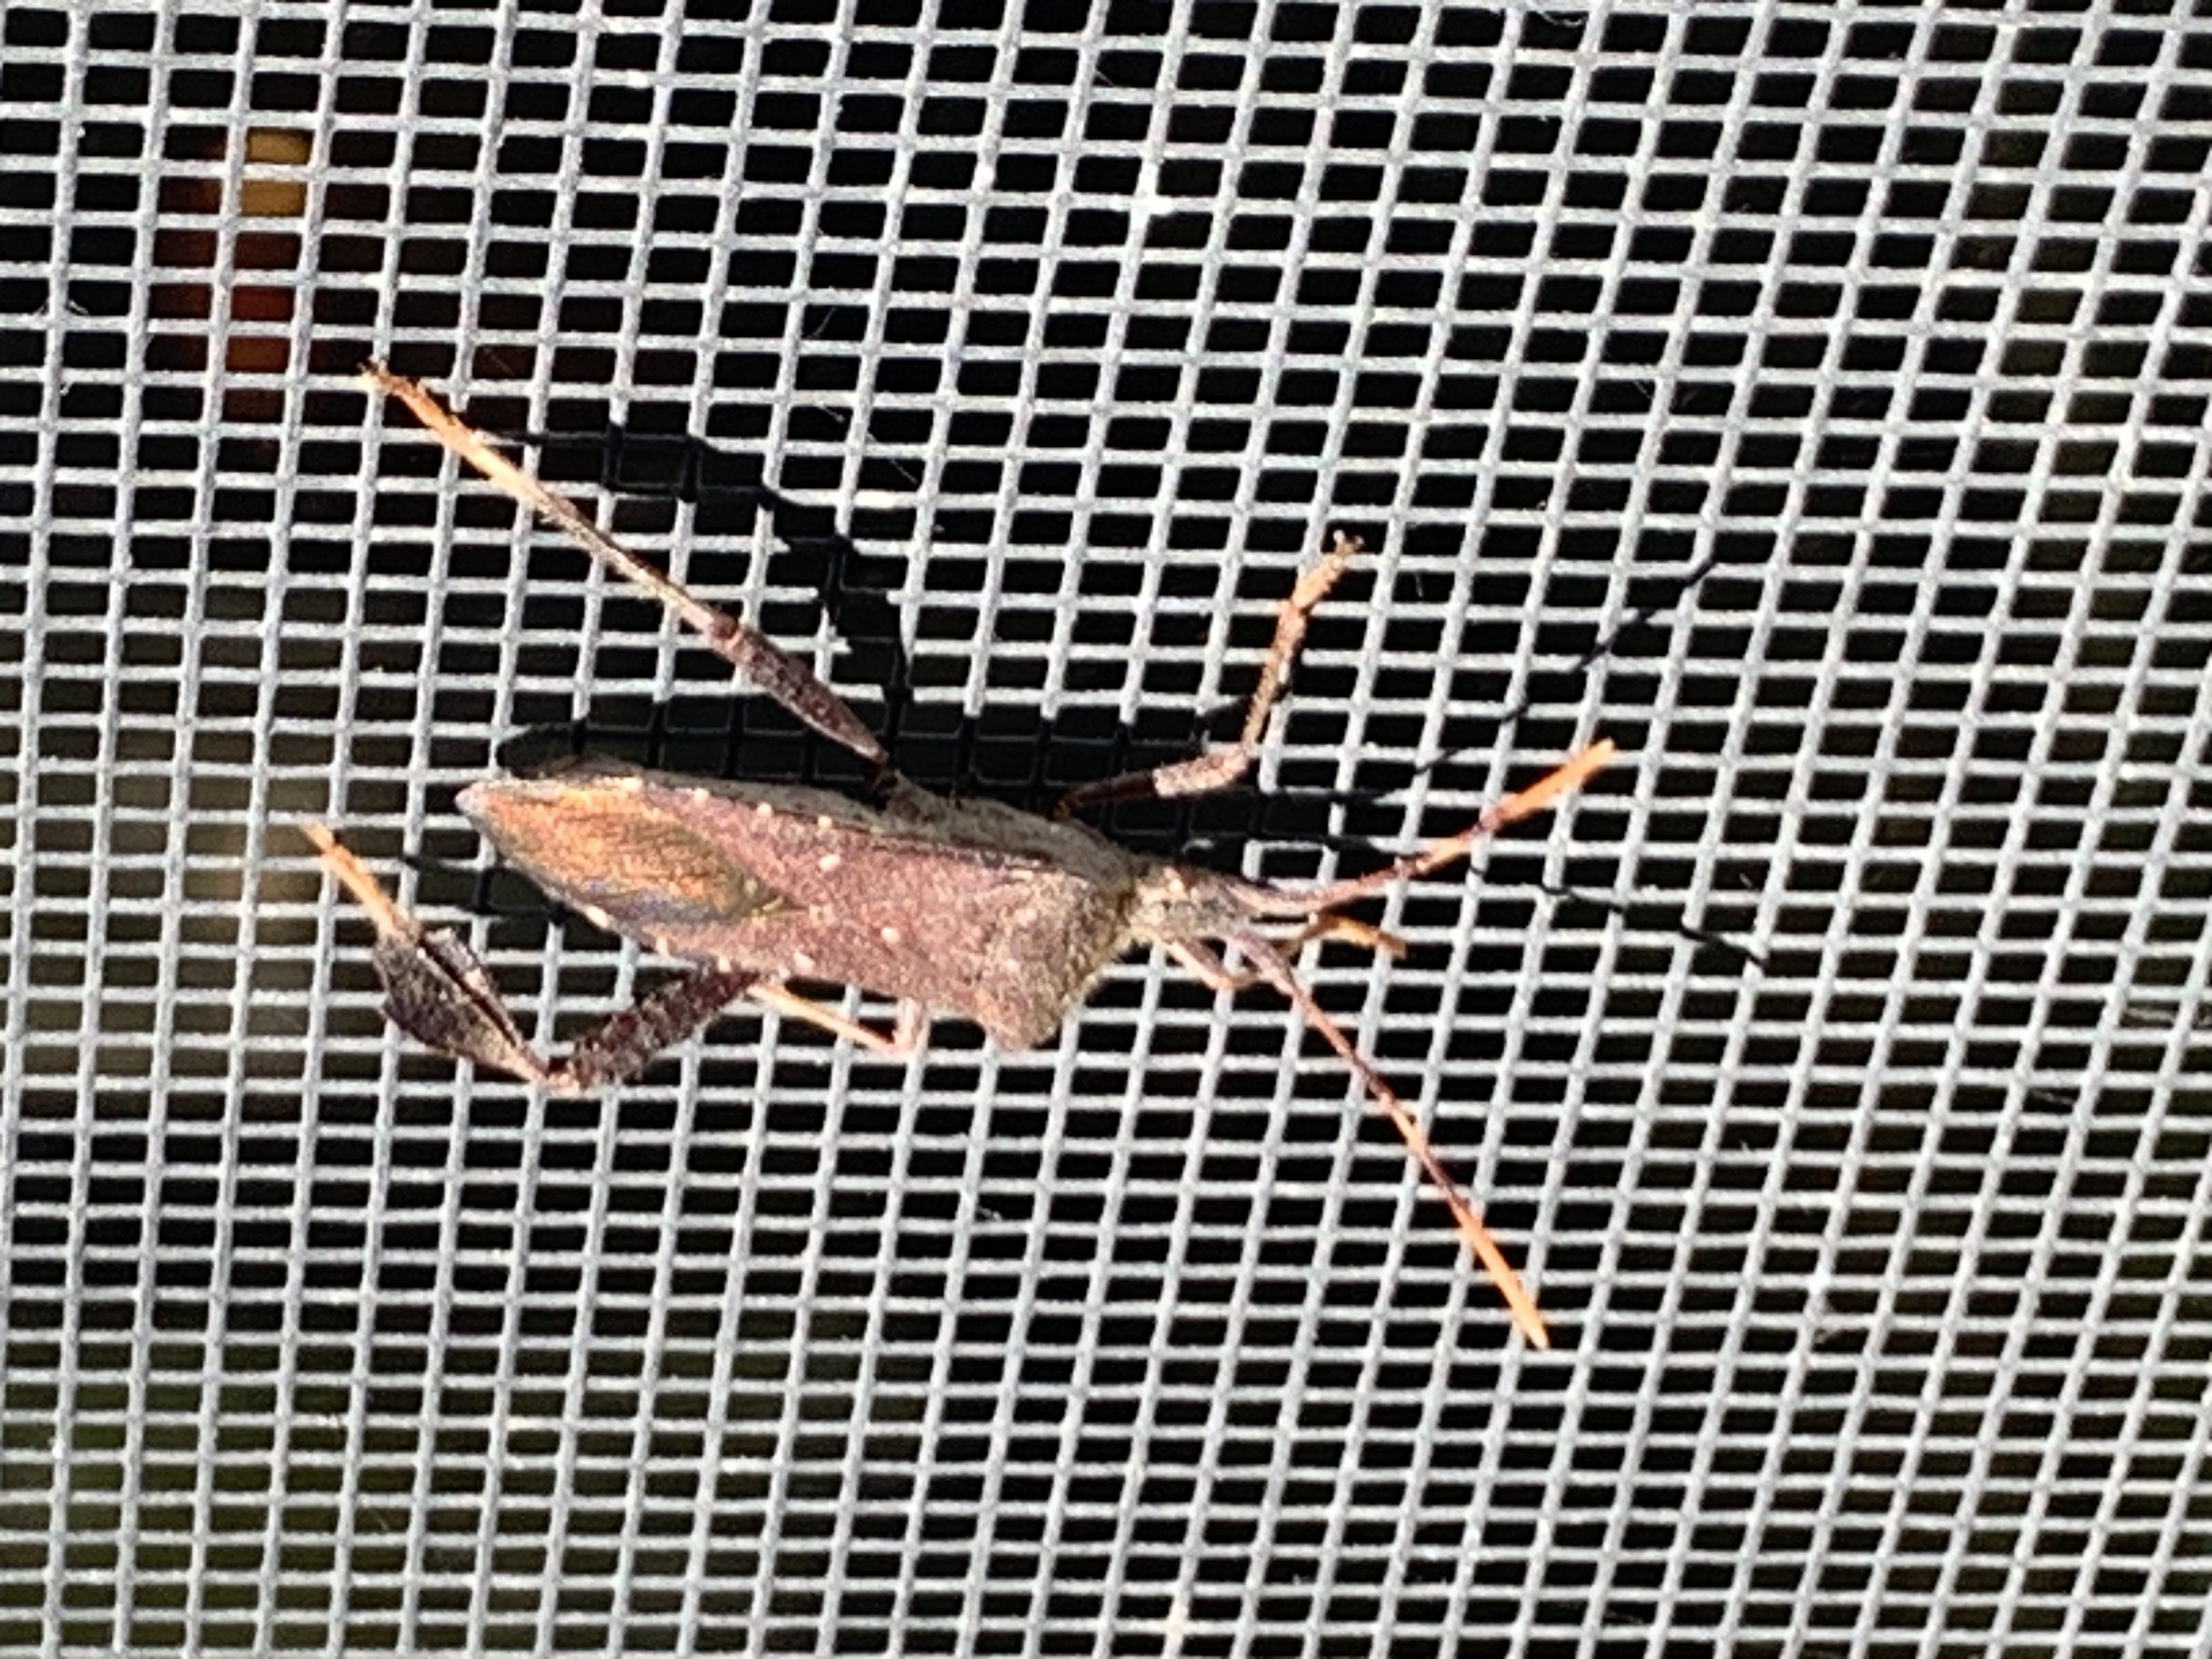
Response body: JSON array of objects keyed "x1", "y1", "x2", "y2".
[{"x1": 459, "y1": 775, "x2": 790, "y2": 940}]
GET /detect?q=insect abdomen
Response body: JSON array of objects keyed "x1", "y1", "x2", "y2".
[{"x1": 461, "y1": 771, "x2": 1138, "y2": 1047}]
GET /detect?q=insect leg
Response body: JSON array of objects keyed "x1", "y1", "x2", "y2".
[
  {"x1": 1053, "y1": 531, "x2": 1362, "y2": 819},
  {"x1": 556, "y1": 967, "x2": 765, "y2": 1090},
  {"x1": 1226, "y1": 927, "x2": 1551, "y2": 1349},
  {"x1": 1165, "y1": 939, "x2": 1255, "y2": 995},
  {"x1": 306, "y1": 823, "x2": 755, "y2": 1093},
  {"x1": 1245, "y1": 740, "x2": 1618, "y2": 917},
  {"x1": 1281, "y1": 913, "x2": 1410, "y2": 959},
  {"x1": 746, "y1": 982, "x2": 927, "y2": 1054},
  {"x1": 362, "y1": 362, "x2": 888, "y2": 769}
]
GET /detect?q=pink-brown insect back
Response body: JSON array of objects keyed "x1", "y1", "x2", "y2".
[{"x1": 307, "y1": 363, "x2": 1616, "y2": 1348}]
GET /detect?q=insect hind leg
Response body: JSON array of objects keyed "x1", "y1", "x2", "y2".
[
  {"x1": 362, "y1": 363, "x2": 887, "y2": 770},
  {"x1": 307, "y1": 822, "x2": 755, "y2": 1093}
]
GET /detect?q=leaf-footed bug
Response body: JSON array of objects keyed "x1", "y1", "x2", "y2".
[{"x1": 307, "y1": 364, "x2": 1616, "y2": 1347}]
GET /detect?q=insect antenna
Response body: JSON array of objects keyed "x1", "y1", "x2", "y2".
[
  {"x1": 1530, "y1": 877, "x2": 1768, "y2": 970},
  {"x1": 1226, "y1": 927, "x2": 1550, "y2": 1350}
]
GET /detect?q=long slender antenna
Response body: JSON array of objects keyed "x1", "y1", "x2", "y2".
[{"x1": 1231, "y1": 929, "x2": 1551, "y2": 1349}]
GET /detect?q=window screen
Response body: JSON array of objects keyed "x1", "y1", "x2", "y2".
[{"x1": 4, "y1": 2, "x2": 2210, "y2": 1654}]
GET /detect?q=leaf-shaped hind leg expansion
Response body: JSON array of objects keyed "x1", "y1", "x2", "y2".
[{"x1": 306, "y1": 822, "x2": 758, "y2": 1093}]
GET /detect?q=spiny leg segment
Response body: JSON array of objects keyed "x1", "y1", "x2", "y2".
[
  {"x1": 304, "y1": 822, "x2": 757, "y2": 1093},
  {"x1": 363, "y1": 362, "x2": 886, "y2": 769}
]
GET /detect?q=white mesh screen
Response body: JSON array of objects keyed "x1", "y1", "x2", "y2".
[{"x1": 4, "y1": 2, "x2": 2211, "y2": 1654}]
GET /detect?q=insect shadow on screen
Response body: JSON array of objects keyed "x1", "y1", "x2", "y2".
[
  {"x1": 388, "y1": 402, "x2": 1754, "y2": 1069},
  {"x1": 402, "y1": 417, "x2": 1420, "y2": 882},
  {"x1": 396, "y1": 423, "x2": 1308, "y2": 907}
]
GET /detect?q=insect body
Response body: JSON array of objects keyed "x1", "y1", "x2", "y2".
[
  {"x1": 309, "y1": 365, "x2": 1615, "y2": 1348},
  {"x1": 461, "y1": 761, "x2": 1162, "y2": 1051}
]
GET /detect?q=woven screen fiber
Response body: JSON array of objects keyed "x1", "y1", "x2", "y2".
[{"x1": 5, "y1": 1, "x2": 2210, "y2": 1654}]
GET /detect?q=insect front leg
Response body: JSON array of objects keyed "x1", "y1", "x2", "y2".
[
  {"x1": 1283, "y1": 741, "x2": 1618, "y2": 914},
  {"x1": 363, "y1": 363, "x2": 888, "y2": 770},
  {"x1": 306, "y1": 823, "x2": 757, "y2": 1093},
  {"x1": 1222, "y1": 926, "x2": 1553, "y2": 1350},
  {"x1": 1053, "y1": 531, "x2": 1362, "y2": 819}
]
